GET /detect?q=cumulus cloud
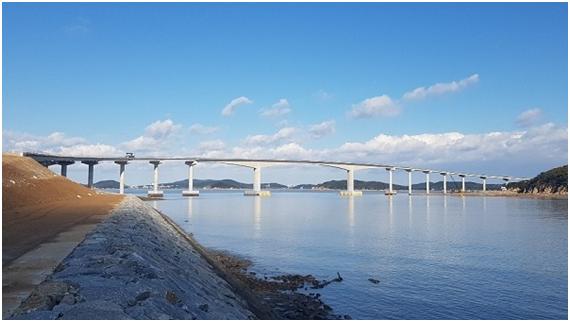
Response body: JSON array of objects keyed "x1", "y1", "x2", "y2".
[
  {"x1": 190, "y1": 123, "x2": 567, "y2": 174},
  {"x1": 402, "y1": 74, "x2": 479, "y2": 101},
  {"x1": 144, "y1": 119, "x2": 181, "y2": 139},
  {"x1": 243, "y1": 127, "x2": 297, "y2": 146},
  {"x1": 2, "y1": 130, "x2": 120, "y2": 157},
  {"x1": 122, "y1": 119, "x2": 181, "y2": 152},
  {"x1": 334, "y1": 123, "x2": 567, "y2": 165},
  {"x1": 349, "y1": 95, "x2": 400, "y2": 118},
  {"x1": 260, "y1": 99, "x2": 291, "y2": 117},
  {"x1": 189, "y1": 123, "x2": 219, "y2": 135},
  {"x1": 221, "y1": 96, "x2": 253, "y2": 116},
  {"x1": 516, "y1": 108, "x2": 542, "y2": 127},
  {"x1": 309, "y1": 120, "x2": 336, "y2": 138}
]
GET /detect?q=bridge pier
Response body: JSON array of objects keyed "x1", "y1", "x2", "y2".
[
  {"x1": 441, "y1": 172, "x2": 448, "y2": 194},
  {"x1": 406, "y1": 169, "x2": 413, "y2": 195},
  {"x1": 385, "y1": 167, "x2": 396, "y2": 195},
  {"x1": 114, "y1": 160, "x2": 128, "y2": 194},
  {"x1": 58, "y1": 161, "x2": 75, "y2": 177},
  {"x1": 225, "y1": 161, "x2": 273, "y2": 196},
  {"x1": 321, "y1": 164, "x2": 369, "y2": 196},
  {"x1": 182, "y1": 161, "x2": 199, "y2": 197},
  {"x1": 81, "y1": 160, "x2": 98, "y2": 188},
  {"x1": 148, "y1": 161, "x2": 164, "y2": 198},
  {"x1": 423, "y1": 171, "x2": 430, "y2": 194},
  {"x1": 459, "y1": 174, "x2": 466, "y2": 193},
  {"x1": 480, "y1": 176, "x2": 487, "y2": 192}
]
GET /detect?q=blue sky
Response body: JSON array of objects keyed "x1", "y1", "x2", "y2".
[{"x1": 3, "y1": 3, "x2": 568, "y2": 185}]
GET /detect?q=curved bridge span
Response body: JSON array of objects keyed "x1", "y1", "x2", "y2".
[{"x1": 23, "y1": 152, "x2": 530, "y2": 197}]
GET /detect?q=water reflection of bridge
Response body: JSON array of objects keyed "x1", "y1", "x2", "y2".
[{"x1": 24, "y1": 152, "x2": 530, "y2": 198}]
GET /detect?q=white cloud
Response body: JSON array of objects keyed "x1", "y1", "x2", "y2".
[
  {"x1": 334, "y1": 123, "x2": 567, "y2": 165},
  {"x1": 243, "y1": 127, "x2": 297, "y2": 145},
  {"x1": 190, "y1": 123, "x2": 567, "y2": 173},
  {"x1": 516, "y1": 108, "x2": 542, "y2": 127},
  {"x1": 403, "y1": 74, "x2": 479, "y2": 101},
  {"x1": 2, "y1": 130, "x2": 119, "y2": 157},
  {"x1": 349, "y1": 95, "x2": 400, "y2": 118},
  {"x1": 260, "y1": 99, "x2": 291, "y2": 117},
  {"x1": 309, "y1": 120, "x2": 336, "y2": 138},
  {"x1": 122, "y1": 119, "x2": 181, "y2": 153},
  {"x1": 221, "y1": 96, "x2": 253, "y2": 116},
  {"x1": 189, "y1": 123, "x2": 219, "y2": 135},
  {"x1": 144, "y1": 119, "x2": 181, "y2": 139}
]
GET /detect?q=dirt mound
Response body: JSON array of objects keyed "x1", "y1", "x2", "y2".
[
  {"x1": 3, "y1": 154, "x2": 97, "y2": 210},
  {"x1": 2, "y1": 154, "x2": 123, "y2": 265}
]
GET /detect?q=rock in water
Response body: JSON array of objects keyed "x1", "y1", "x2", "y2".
[{"x1": 368, "y1": 278, "x2": 380, "y2": 284}]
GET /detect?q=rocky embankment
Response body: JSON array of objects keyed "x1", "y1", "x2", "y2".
[
  {"x1": 10, "y1": 195, "x2": 345, "y2": 320},
  {"x1": 10, "y1": 196, "x2": 255, "y2": 320},
  {"x1": 508, "y1": 165, "x2": 568, "y2": 196}
]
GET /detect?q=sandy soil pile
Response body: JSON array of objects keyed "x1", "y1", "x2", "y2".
[{"x1": 2, "y1": 153, "x2": 123, "y2": 264}]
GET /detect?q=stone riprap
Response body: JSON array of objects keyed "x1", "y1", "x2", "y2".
[{"x1": 10, "y1": 196, "x2": 255, "y2": 320}]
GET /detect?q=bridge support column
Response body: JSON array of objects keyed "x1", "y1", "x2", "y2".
[
  {"x1": 385, "y1": 167, "x2": 396, "y2": 195},
  {"x1": 58, "y1": 161, "x2": 74, "y2": 177},
  {"x1": 321, "y1": 164, "x2": 365, "y2": 197},
  {"x1": 481, "y1": 176, "x2": 487, "y2": 193},
  {"x1": 406, "y1": 169, "x2": 413, "y2": 195},
  {"x1": 244, "y1": 166, "x2": 270, "y2": 196},
  {"x1": 339, "y1": 167, "x2": 363, "y2": 197},
  {"x1": 224, "y1": 161, "x2": 272, "y2": 196},
  {"x1": 460, "y1": 174, "x2": 466, "y2": 193},
  {"x1": 183, "y1": 161, "x2": 199, "y2": 196},
  {"x1": 424, "y1": 171, "x2": 430, "y2": 194},
  {"x1": 441, "y1": 172, "x2": 447, "y2": 194},
  {"x1": 148, "y1": 161, "x2": 164, "y2": 198},
  {"x1": 115, "y1": 161, "x2": 128, "y2": 194},
  {"x1": 81, "y1": 160, "x2": 98, "y2": 188},
  {"x1": 347, "y1": 168, "x2": 354, "y2": 193}
]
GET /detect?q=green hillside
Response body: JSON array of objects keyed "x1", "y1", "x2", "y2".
[{"x1": 508, "y1": 165, "x2": 568, "y2": 194}]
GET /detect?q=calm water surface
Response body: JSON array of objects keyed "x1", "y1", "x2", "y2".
[{"x1": 138, "y1": 190, "x2": 567, "y2": 319}]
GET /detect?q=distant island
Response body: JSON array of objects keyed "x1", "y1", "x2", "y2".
[{"x1": 94, "y1": 178, "x2": 504, "y2": 192}]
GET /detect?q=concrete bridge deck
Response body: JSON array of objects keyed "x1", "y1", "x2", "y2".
[{"x1": 22, "y1": 152, "x2": 531, "y2": 197}]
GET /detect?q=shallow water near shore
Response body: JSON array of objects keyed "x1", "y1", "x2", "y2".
[{"x1": 127, "y1": 189, "x2": 567, "y2": 319}]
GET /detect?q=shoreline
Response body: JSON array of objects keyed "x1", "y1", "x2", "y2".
[
  {"x1": 9, "y1": 195, "x2": 344, "y2": 320},
  {"x1": 154, "y1": 205, "x2": 347, "y2": 319}
]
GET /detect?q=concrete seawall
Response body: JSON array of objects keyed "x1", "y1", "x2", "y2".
[{"x1": 10, "y1": 196, "x2": 256, "y2": 319}]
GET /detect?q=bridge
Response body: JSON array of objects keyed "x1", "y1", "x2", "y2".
[{"x1": 23, "y1": 152, "x2": 531, "y2": 198}]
